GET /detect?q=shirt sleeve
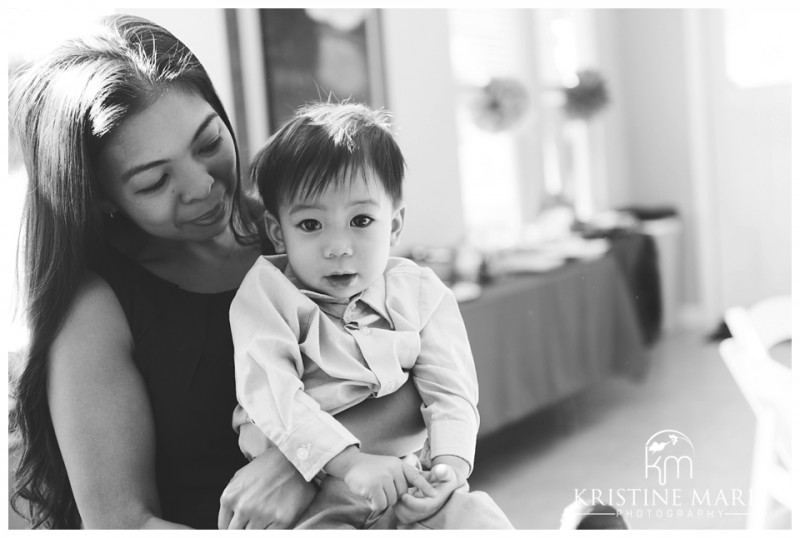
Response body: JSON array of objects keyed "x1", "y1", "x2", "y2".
[
  {"x1": 411, "y1": 269, "x2": 480, "y2": 474},
  {"x1": 230, "y1": 259, "x2": 360, "y2": 481}
]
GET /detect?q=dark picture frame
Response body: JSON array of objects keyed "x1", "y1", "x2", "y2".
[{"x1": 259, "y1": 8, "x2": 386, "y2": 133}]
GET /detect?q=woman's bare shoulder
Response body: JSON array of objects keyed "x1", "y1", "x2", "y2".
[
  {"x1": 72, "y1": 270, "x2": 128, "y2": 313},
  {"x1": 50, "y1": 271, "x2": 133, "y2": 362}
]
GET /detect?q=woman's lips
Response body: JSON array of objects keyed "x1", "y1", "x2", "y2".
[{"x1": 190, "y1": 198, "x2": 227, "y2": 226}]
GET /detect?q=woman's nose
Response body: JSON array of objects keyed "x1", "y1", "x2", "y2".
[{"x1": 178, "y1": 167, "x2": 214, "y2": 204}]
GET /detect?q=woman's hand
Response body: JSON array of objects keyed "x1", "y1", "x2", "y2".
[{"x1": 218, "y1": 444, "x2": 316, "y2": 529}]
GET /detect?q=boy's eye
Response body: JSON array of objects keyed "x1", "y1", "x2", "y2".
[
  {"x1": 351, "y1": 215, "x2": 373, "y2": 228},
  {"x1": 298, "y1": 219, "x2": 321, "y2": 232}
]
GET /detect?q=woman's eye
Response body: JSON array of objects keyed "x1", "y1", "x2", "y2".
[
  {"x1": 351, "y1": 215, "x2": 373, "y2": 228},
  {"x1": 199, "y1": 136, "x2": 222, "y2": 154},
  {"x1": 298, "y1": 220, "x2": 321, "y2": 232},
  {"x1": 139, "y1": 174, "x2": 168, "y2": 194}
]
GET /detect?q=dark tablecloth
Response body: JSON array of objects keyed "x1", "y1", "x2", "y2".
[{"x1": 459, "y1": 254, "x2": 649, "y2": 438}]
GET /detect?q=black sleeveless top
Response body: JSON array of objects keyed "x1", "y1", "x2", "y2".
[{"x1": 93, "y1": 246, "x2": 250, "y2": 529}]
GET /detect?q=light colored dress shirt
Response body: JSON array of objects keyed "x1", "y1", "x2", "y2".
[{"x1": 230, "y1": 254, "x2": 480, "y2": 481}]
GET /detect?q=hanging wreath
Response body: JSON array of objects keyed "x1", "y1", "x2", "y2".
[
  {"x1": 563, "y1": 69, "x2": 610, "y2": 120},
  {"x1": 470, "y1": 77, "x2": 530, "y2": 133}
]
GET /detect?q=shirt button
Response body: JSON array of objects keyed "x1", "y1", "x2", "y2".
[{"x1": 297, "y1": 444, "x2": 310, "y2": 461}]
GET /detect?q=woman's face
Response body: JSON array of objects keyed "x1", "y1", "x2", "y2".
[{"x1": 96, "y1": 88, "x2": 237, "y2": 244}]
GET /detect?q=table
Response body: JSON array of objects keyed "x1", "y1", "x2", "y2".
[
  {"x1": 459, "y1": 254, "x2": 649, "y2": 438},
  {"x1": 771, "y1": 341, "x2": 792, "y2": 369}
]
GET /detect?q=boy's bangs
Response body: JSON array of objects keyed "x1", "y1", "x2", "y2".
[{"x1": 288, "y1": 155, "x2": 369, "y2": 207}]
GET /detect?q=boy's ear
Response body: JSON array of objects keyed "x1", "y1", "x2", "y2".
[
  {"x1": 264, "y1": 211, "x2": 286, "y2": 254},
  {"x1": 390, "y1": 205, "x2": 406, "y2": 247}
]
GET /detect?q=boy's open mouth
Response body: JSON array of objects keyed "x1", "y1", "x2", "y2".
[{"x1": 324, "y1": 273, "x2": 357, "y2": 288}]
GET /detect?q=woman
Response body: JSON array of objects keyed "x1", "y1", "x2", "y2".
[{"x1": 8, "y1": 14, "x2": 427, "y2": 529}]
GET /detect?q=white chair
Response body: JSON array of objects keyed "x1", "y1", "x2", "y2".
[
  {"x1": 720, "y1": 295, "x2": 792, "y2": 529},
  {"x1": 725, "y1": 295, "x2": 791, "y2": 358}
]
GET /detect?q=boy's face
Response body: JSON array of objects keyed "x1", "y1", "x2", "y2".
[{"x1": 266, "y1": 169, "x2": 405, "y2": 299}]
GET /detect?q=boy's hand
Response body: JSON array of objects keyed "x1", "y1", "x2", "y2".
[
  {"x1": 393, "y1": 463, "x2": 461, "y2": 525},
  {"x1": 326, "y1": 448, "x2": 436, "y2": 512}
]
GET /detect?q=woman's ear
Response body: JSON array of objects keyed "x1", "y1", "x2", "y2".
[
  {"x1": 264, "y1": 211, "x2": 286, "y2": 253},
  {"x1": 97, "y1": 198, "x2": 119, "y2": 216},
  {"x1": 390, "y1": 205, "x2": 406, "y2": 247}
]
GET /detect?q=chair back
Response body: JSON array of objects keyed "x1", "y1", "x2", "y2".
[
  {"x1": 719, "y1": 295, "x2": 792, "y2": 528},
  {"x1": 724, "y1": 295, "x2": 791, "y2": 355},
  {"x1": 718, "y1": 338, "x2": 791, "y2": 426}
]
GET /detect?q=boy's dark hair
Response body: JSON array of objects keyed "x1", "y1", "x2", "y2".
[{"x1": 252, "y1": 102, "x2": 406, "y2": 215}]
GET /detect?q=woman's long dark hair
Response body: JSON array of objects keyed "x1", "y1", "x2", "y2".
[{"x1": 8, "y1": 14, "x2": 259, "y2": 528}]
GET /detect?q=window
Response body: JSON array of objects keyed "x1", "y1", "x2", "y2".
[
  {"x1": 534, "y1": 9, "x2": 604, "y2": 222},
  {"x1": 448, "y1": 9, "x2": 538, "y2": 250},
  {"x1": 723, "y1": 10, "x2": 792, "y2": 88},
  {"x1": 448, "y1": 9, "x2": 605, "y2": 249}
]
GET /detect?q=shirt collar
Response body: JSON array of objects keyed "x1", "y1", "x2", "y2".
[{"x1": 359, "y1": 274, "x2": 390, "y2": 323}]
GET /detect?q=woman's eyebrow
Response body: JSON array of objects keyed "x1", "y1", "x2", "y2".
[
  {"x1": 191, "y1": 112, "x2": 219, "y2": 144},
  {"x1": 121, "y1": 158, "x2": 168, "y2": 183},
  {"x1": 121, "y1": 112, "x2": 218, "y2": 183}
]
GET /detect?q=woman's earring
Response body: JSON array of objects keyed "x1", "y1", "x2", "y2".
[{"x1": 106, "y1": 210, "x2": 118, "y2": 220}]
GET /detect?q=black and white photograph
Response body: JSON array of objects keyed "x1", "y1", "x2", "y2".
[{"x1": 6, "y1": 5, "x2": 793, "y2": 531}]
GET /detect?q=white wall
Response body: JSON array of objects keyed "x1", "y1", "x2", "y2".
[
  {"x1": 592, "y1": 10, "x2": 632, "y2": 211},
  {"x1": 381, "y1": 9, "x2": 466, "y2": 252},
  {"x1": 688, "y1": 10, "x2": 791, "y2": 318},
  {"x1": 604, "y1": 9, "x2": 791, "y2": 322},
  {"x1": 611, "y1": 10, "x2": 699, "y2": 309}
]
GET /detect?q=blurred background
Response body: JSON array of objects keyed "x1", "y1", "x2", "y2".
[{"x1": 6, "y1": 7, "x2": 793, "y2": 530}]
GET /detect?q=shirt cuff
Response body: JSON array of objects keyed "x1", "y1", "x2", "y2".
[
  {"x1": 428, "y1": 418, "x2": 477, "y2": 475},
  {"x1": 274, "y1": 414, "x2": 361, "y2": 481}
]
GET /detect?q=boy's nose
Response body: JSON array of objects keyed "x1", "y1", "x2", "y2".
[{"x1": 324, "y1": 237, "x2": 353, "y2": 258}]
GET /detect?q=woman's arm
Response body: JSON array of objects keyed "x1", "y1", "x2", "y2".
[
  {"x1": 336, "y1": 378, "x2": 427, "y2": 456},
  {"x1": 47, "y1": 273, "x2": 186, "y2": 529},
  {"x1": 218, "y1": 379, "x2": 427, "y2": 529}
]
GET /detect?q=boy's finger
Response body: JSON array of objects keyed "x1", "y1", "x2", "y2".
[
  {"x1": 369, "y1": 489, "x2": 389, "y2": 513},
  {"x1": 385, "y1": 480, "x2": 399, "y2": 507},
  {"x1": 430, "y1": 463, "x2": 455, "y2": 482},
  {"x1": 400, "y1": 491, "x2": 435, "y2": 511},
  {"x1": 393, "y1": 499, "x2": 422, "y2": 526},
  {"x1": 407, "y1": 486, "x2": 426, "y2": 499},
  {"x1": 393, "y1": 472, "x2": 408, "y2": 500},
  {"x1": 402, "y1": 463, "x2": 437, "y2": 497}
]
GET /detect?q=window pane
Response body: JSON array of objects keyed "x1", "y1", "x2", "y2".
[{"x1": 448, "y1": 9, "x2": 535, "y2": 249}]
